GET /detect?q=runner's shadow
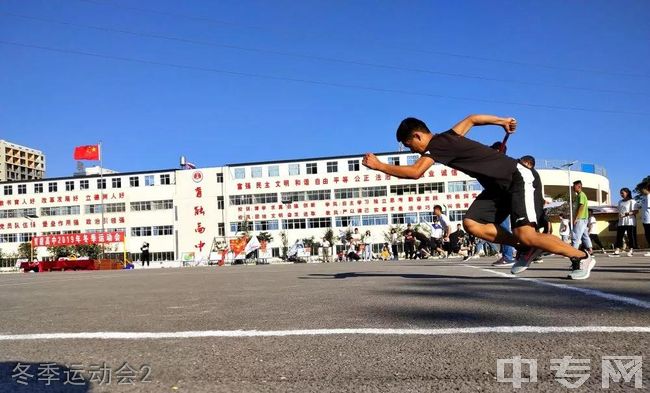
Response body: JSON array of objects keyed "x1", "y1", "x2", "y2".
[
  {"x1": 0, "y1": 362, "x2": 90, "y2": 392},
  {"x1": 302, "y1": 272, "x2": 497, "y2": 280}
]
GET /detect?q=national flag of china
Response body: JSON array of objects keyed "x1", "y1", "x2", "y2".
[{"x1": 73, "y1": 144, "x2": 100, "y2": 160}]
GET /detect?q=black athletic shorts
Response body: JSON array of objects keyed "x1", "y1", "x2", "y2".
[
  {"x1": 430, "y1": 238, "x2": 444, "y2": 249},
  {"x1": 464, "y1": 164, "x2": 544, "y2": 229}
]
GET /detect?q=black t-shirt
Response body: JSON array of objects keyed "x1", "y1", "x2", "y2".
[
  {"x1": 403, "y1": 229, "x2": 415, "y2": 243},
  {"x1": 422, "y1": 130, "x2": 518, "y2": 190}
]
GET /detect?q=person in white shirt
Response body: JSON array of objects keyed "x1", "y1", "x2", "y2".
[
  {"x1": 321, "y1": 238, "x2": 331, "y2": 263},
  {"x1": 640, "y1": 182, "x2": 650, "y2": 257},
  {"x1": 559, "y1": 213, "x2": 570, "y2": 243},
  {"x1": 362, "y1": 230, "x2": 373, "y2": 260},
  {"x1": 613, "y1": 187, "x2": 639, "y2": 256},
  {"x1": 587, "y1": 210, "x2": 606, "y2": 254},
  {"x1": 429, "y1": 216, "x2": 447, "y2": 258}
]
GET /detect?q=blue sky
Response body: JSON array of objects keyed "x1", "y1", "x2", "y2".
[{"x1": 1, "y1": 0, "x2": 648, "y2": 198}]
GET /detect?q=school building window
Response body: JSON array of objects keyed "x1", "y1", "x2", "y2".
[
  {"x1": 251, "y1": 167, "x2": 263, "y2": 178},
  {"x1": 131, "y1": 227, "x2": 152, "y2": 237},
  {"x1": 419, "y1": 212, "x2": 434, "y2": 222},
  {"x1": 3, "y1": 185, "x2": 12, "y2": 196},
  {"x1": 334, "y1": 188, "x2": 360, "y2": 199},
  {"x1": 307, "y1": 217, "x2": 331, "y2": 228},
  {"x1": 306, "y1": 163, "x2": 317, "y2": 175},
  {"x1": 18, "y1": 184, "x2": 26, "y2": 195},
  {"x1": 65, "y1": 181, "x2": 74, "y2": 191},
  {"x1": 217, "y1": 196, "x2": 224, "y2": 209},
  {"x1": 34, "y1": 183, "x2": 43, "y2": 193},
  {"x1": 282, "y1": 218, "x2": 306, "y2": 230},
  {"x1": 144, "y1": 175, "x2": 155, "y2": 186},
  {"x1": 254, "y1": 220, "x2": 279, "y2": 231},
  {"x1": 130, "y1": 176, "x2": 139, "y2": 187},
  {"x1": 0, "y1": 234, "x2": 17, "y2": 243},
  {"x1": 448, "y1": 210, "x2": 467, "y2": 222},
  {"x1": 112, "y1": 178, "x2": 121, "y2": 189},
  {"x1": 419, "y1": 182, "x2": 445, "y2": 194},
  {"x1": 448, "y1": 181, "x2": 467, "y2": 193},
  {"x1": 280, "y1": 191, "x2": 306, "y2": 203},
  {"x1": 391, "y1": 213, "x2": 418, "y2": 225},
  {"x1": 80, "y1": 180, "x2": 89, "y2": 190},
  {"x1": 288, "y1": 164, "x2": 300, "y2": 176},
  {"x1": 41, "y1": 205, "x2": 81, "y2": 217},
  {"x1": 390, "y1": 184, "x2": 418, "y2": 196},
  {"x1": 362, "y1": 214, "x2": 388, "y2": 226},
  {"x1": 348, "y1": 159, "x2": 360, "y2": 172},
  {"x1": 327, "y1": 161, "x2": 338, "y2": 173},
  {"x1": 268, "y1": 165, "x2": 279, "y2": 177},
  {"x1": 18, "y1": 233, "x2": 36, "y2": 243},
  {"x1": 335, "y1": 215, "x2": 361, "y2": 227},
  {"x1": 218, "y1": 223, "x2": 225, "y2": 236},
  {"x1": 160, "y1": 174, "x2": 171, "y2": 185},
  {"x1": 153, "y1": 225, "x2": 173, "y2": 236},
  {"x1": 467, "y1": 180, "x2": 482, "y2": 191},
  {"x1": 306, "y1": 190, "x2": 331, "y2": 201},
  {"x1": 234, "y1": 168, "x2": 245, "y2": 179},
  {"x1": 407, "y1": 155, "x2": 419, "y2": 165},
  {"x1": 361, "y1": 186, "x2": 387, "y2": 198},
  {"x1": 96, "y1": 179, "x2": 106, "y2": 189},
  {"x1": 230, "y1": 221, "x2": 253, "y2": 233},
  {"x1": 48, "y1": 182, "x2": 57, "y2": 192},
  {"x1": 216, "y1": 173, "x2": 224, "y2": 183},
  {"x1": 388, "y1": 157, "x2": 400, "y2": 166}
]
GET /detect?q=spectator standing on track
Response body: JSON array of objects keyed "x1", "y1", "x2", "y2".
[
  {"x1": 640, "y1": 182, "x2": 650, "y2": 257},
  {"x1": 612, "y1": 187, "x2": 639, "y2": 257},
  {"x1": 321, "y1": 238, "x2": 331, "y2": 263},
  {"x1": 449, "y1": 224, "x2": 466, "y2": 256},
  {"x1": 140, "y1": 242, "x2": 150, "y2": 267},
  {"x1": 363, "y1": 230, "x2": 373, "y2": 261},
  {"x1": 559, "y1": 213, "x2": 571, "y2": 243},
  {"x1": 429, "y1": 216, "x2": 447, "y2": 258},
  {"x1": 587, "y1": 210, "x2": 607, "y2": 254},
  {"x1": 433, "y1": 205, "x2": 451, "y2": 253},
  {"x1": 403, "y1": 223, "x2": 416, "y2": 259},
  {"x1": 571, "y1": 180, "x2": 593, "y2": 255},
  {"x1": 390, "y1": 228, "x2": 399, "y2": 260}
]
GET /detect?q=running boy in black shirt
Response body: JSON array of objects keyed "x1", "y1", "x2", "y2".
[{"x1": 362, "y1": 115, "x2": 595, "y2": 280}]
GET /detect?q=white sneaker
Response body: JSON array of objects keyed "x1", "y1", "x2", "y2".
[
  {"x1": 627, "y1": 249, "x2": 634, "y2": 257},
  {"x1": 644, "y1": 252, "x2": 650, "y2": 257}
]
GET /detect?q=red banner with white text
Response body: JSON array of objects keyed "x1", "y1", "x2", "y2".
[{"x1": 31, "y1": 232, "x2": 125, "y2": 247}]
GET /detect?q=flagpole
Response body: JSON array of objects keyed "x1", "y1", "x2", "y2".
[{"x1": 99, "y1": 141, "x2": 105, "y2": 260}]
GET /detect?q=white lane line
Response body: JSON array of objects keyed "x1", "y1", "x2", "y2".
[
  {"x1": 1, "y1": 326, "x2": 649, "y2": 341},
  {"x1": 464, "y1": 265, "x2": 650, "y2": 310}
]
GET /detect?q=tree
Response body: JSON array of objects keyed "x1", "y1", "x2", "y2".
[
  {"x1": 257, "y1": 232, "x2": 273, "y2": 242},
  {"x1": 635, "y1": 175, "x2": 650, "y2": 195},
  {"x1": 280, "y1": 231, "x2": 288, "y2": 259},
  {"x1": 47, "y1": 246, "x2": 74, "y2": 259},
  {"x1": 73, "y1": 244, "x2": 103, "y2": 259},
  {"x1": 17, "y1": 242, "x2": 32, "y2": 259},
  {"x1": 238, "y1": 217, "x2": 252, "y2": 238},
  {"x1": 323, "y1": 228, "x2": 335, "y2": 245}
]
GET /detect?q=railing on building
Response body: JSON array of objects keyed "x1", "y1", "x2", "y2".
[{"x1": 536, "y1": 160, "x2": 607, "y2": 177}]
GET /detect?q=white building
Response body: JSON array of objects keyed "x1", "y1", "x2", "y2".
[
  {"x1": 0, "y1": 151, "x2": 610, "y2": 263},
  {"x1": 0, "y1": 140, "x2": 46, "y2": 182}
]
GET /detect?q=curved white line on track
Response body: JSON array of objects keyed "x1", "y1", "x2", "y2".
[
  {"x1": 464, "y1": 265, "x2": 650, "y2": 309},
  {"x1": 1, "y1": 326, "x2": 649, "y2": 341}
]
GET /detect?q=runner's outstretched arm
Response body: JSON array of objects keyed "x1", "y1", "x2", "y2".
[{"x1": 451, "y1": 114, "x2": 517, "y2": 137}]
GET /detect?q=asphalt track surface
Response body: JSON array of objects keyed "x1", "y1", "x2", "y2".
[{"x1": 1, "y1": 255, "x2": 649, "y2": 392}]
